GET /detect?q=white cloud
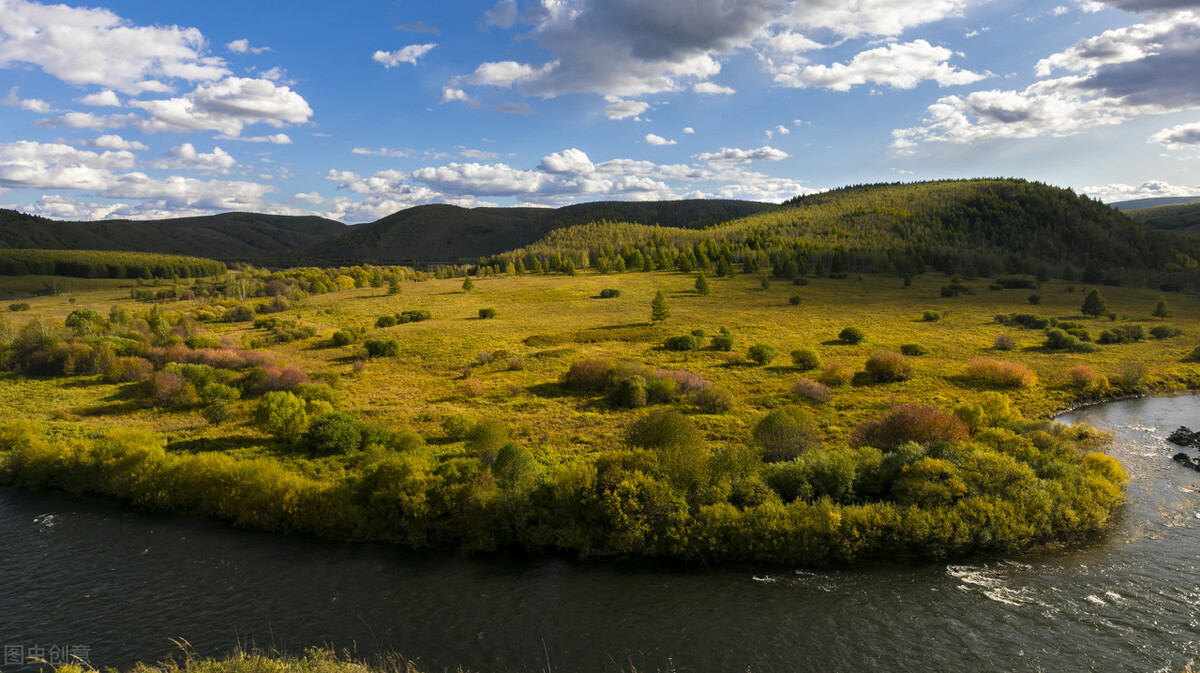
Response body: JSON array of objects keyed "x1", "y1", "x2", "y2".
[
  {"x1": 99, "y1": 173, "x2": 274, "y2": 210},
  {"x1": 227, "y1": 39, "x2": 270, "y2": 55},
  {"x1": 1150, "y1": 121, "x2": 1200, "y2": 149},
  {"x1": 441, "y1": 87, "x2": 472, "y2": 104},
  {"x1": 0, "y1": 0, "x2": 229, "y2": 94},
  {"x1": 373, "y1": 43, "x2": 438, "y2": 67},
  {"x1": 1082, "y1": 180, "x2": 1200, "y2": 203},
  {"x1": 150, "y1": 143, "x2": 237, "y2": 173},
  {"x1": 693, "y1": 82, "x2": 736, "y2": 95},
  {"x1": 605, "y1": 99, "x2": 651, "y2": 120},
  {"x1": 539, "y1": 148, "x2": 595, "y2": 174},
  {"x1": 782, "y1": 0, "x2": 972, "y2": 39},
  {"x1": 697, "y1": 145, "x2": 790, "y2": 164},
  {"x1": 78, "y1": 89, "x2": 121, "y2": 107},
  {"x1": 0, "y1": 140, "x2": 135, "y2": 190},
  {"x1": 221, "y1": 133, "x2": 292, "y2": 144},
  {"x1": 683, "y1": 126, "x2": 695, "y2": 134},
  {"x1": 1, "y1": 85, "x2": 49, "y2": 112},
  {"x1": 766, "y1": 125, "x2": 790, "y2": 138},
  {"x1": 33, "y1": 111, "x2": 140, "y2": 129},
  {"x1": 480, "y1": 0, "x2": 519, "y2": 29},
  {"x1": 132, "y1": 77, "x2": 313, "y2": 136},
  {"x1": 294, "y1": 191, "x2": 325, "y2": 205},
  {"x1": 645, "y1": 133, "x2": 678, "y2": 146},
  {"x1": 81, "y1": 134, "x2": 148, "y2": 151},
  {"x1": 778, "y1": 40, "x2": 988, "y2": 91},
  {"x1": 352, "y1": 147, "x2": 410, "y2": 158},
  {"x1": 459, "y1": 148, "x2": 500, "y2": 160},
  {"x1": 1035, "y1": 21, "x2": 1167, "y2": 77}
]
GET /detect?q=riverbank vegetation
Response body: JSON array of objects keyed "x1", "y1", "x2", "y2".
[{"x1": 1, "y1": 254, "x2": 1191, "y2": 564}]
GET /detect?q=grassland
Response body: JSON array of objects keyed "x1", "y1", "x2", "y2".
[{"x1": 0, "y1": 266, "x2": 1184, "y2": 564}]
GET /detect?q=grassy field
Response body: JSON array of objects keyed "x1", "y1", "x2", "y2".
[{"x1": 0, "y1": 267, "x2": 1185, "y2": 563}]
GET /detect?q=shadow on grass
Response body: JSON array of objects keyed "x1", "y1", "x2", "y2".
[{"x1": 166, "y1": 435, "x2": 266, "y2": 454}]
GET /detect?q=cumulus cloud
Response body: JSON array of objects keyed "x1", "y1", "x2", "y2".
[
  {"x1": 0, "y1": 140, "x2": 135, "y2": 190},
  {"x1": 99, "y1": 173, "x2": 274, "y2": 210},
  {"x1": 33, "y1": 111, "x2": 139, "y2": 129},
  {"x1": 81, "y1": 134, "x2": 148, "y2": 151},
  {"x1": 0, "y1": 0, "x2": 228, "y2": 94},
  {"x1": 132, "y1": 77, "x2": 313, "y2": 136},
  {"x1": 605, "y1": 98, "x2": 651, "y2": 120},
  {"x1": 227, "y1": 39, "x2": 271, "y2": 55},
  {"x1": 645, "y1": 133, "x2": 678, "y2": 145},
  {"x1": 1150, "y1": 121, "x2": 1200, "y2": 148},
  {"x1": 782, "y1": 0, "x2": 972, "y2": 39},
  {"x1": 78, "y1": 89, "x2": 121, "y2": 107},
  {"x1": 683, "y1": 126, "x2": 695, "y2": 133},
  {"x1": 697, "y1": 145, "x2": 790, "y2": 164},
  {"x1": 1082, "y1": 179, "x2": 1200, "y2": 202},
  {"x1": 480, "y1": 0, "x2": 519, "y2": 29},
  {"x1": 373, "y1": 44, "x2": 438, "y2": 67},
  {"x1": 777, "y1": 40, "x2": 988, "y2": 90},
  {"x1": 539, "y1": 148, "x2": 596, "y2": 174},
  {"x1": 693, "y1": 82, "x2": 736, "y2": 95},
  {"x1": 1, "y1": 85, "x2": 49, "y2": 112},
  {"x1": 150, "y1": 143, "x2": 237, "y2": 173}
]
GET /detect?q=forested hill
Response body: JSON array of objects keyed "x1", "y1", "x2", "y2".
[
  {"x1": 495, "y1": 179, "x2": 1200, "y2": 288},
  {"x1": 1123, "y1": 200, "x2": 1200, "y2": 233},
  {"x1": 0, "y1": 210, "x2": 345, "y2": 261},
  {"x1": 305, "y1": 199, "x2": 776, "y2": 264}
]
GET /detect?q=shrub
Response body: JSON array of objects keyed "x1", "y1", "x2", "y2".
[
  {"x1": 1097, "y1": 324, "x2": 1144, "y2": 344},
  {"x1": 103, "y1": 356, "x2": 152, "y2": 383},
  {"x1": 940, "y1": 283, "x2": 973, "y2": 298},
  {"x1": 199, "y1": 382, "x2": 241, "y2": 404},
  {"x1": 1009, "y1": 314, "x2": 1050, "y2": 329},
  {"x1": 864, "y1": 351, "x2": 913, "y2": 382},
  {"x1": 184, "y1": 333, "x2": 222, "y2": 349},
  {"x1": 790, "y1": 347, "x2": 821, "y2": 371},
  {"x1": 507, "y1": 357, "x2": 525, "y2": 371},
  {"x1": 253, "y1": 391, "x2": 309, "y2": 443},
  {"x1": 364, "y1": 338, "x2": 400, "y2": 358},
  {"x1": 710, "y1": 334, "x2": 734, "y2": 351},
  {"x1": 478, "y1": 308, "x2": 497, "y2": 319},
  {"x1": 1044, "y1": 328, "x2": 1098, "y2": 352},
  {"x1": 817, "y1": 362, "x2": 854, "y2": 387},
  {"x1": 466, "y1": 419, "x2": 510, "y2": 457},
  {"x1": 1185, "y1": 345, "x2": 1200, "y2": 363},
  {"x1": 792, "y1": 377, "x2": 832, "y2": 404},
  {"x1": 788, "y1": 295, "x2": 802, "y2": 305},
  {"x1": 837, "y1": 326, "x2": 865, "y2": 344},
  {"x1": 848, "y1": 404, "x2": 969, "y2": 451},
  {"x1": 1151, "y1": 325, "x2": 1182, "y2": 339},
  {"x1": 690, "y1": 385, "x2": 734, "y2": 413},
  {"x1": 612, "y1": 376, "x2": 649, "y2": 408},
  {"x1": 754, "y1": 406, "x2": 822, "y2": 462},
  {"x1": 375, "y1": 315, "x2": 398, "y2": 328},
  {"x1": 598, "y1": 288, "x2": 621, "y2": 298},
  {"x1": 656, "y1": 369, "x2": 711, "y2": 393},
  {"x1": 304, "y1": 412, "x2": 365, "y2": 456},
  {"x1": 964, "y1": 357, "x2": 1038, "y2": 387},
  {"x1": 561, "y1": 359, "x2": 613, "y2": 391},
  {"x1": 398, "y1": 310, "x2": 431, "y2": 323},
  {"x1": 747, "y1": 342, "x2": 778, "y2": 365},
  {"x1": 664, "y1": 335, "x2": 699, "y2": 351},
  {"x1": 331, "y1": 329, "x2": 356, "y2": 347},
  {"x1": 900, "y1": 343, "x2": 930, "y2": 357},
  {"x1": 8, "y1": 302, "x2": 31, "y2": 312},
  {"x1": 493, "y1": 443, "x2": 538, "y2": 487},
  {"x1": 646, "y1": 376, "x2": 679, "y2": 403},
  {"x1": 460, "y1": 377, "x2": 484, "y2": 397},
  {"x1": 921, "y1": 311, "x2": 941, "y2": 322},
  {"x1": 222, "y1": 305, "x2": 255, "y2": 322},
  {"x1": 1028, "y1": 294, "x2": 1041, "y2": 305},
  {"x1": 626, "y1": 409, "x2": 701, "y2": 450}
]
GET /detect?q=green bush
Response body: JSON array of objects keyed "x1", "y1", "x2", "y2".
[
  {"x1": 788, "y1": 295, "x2": 802, "y2": 305},
  {"x1": 690, "y1": 385, "x2": 734, "y2": 413},
  {"x1": 442, "y1": 413, "x2": 476, "y2": 440},
  {"x1": 747, "y1": 342, "x2": 778, "y2": 365},
  {"x1": 790, "y1": 347, "x2": 821, "y2": 371},
  {"x1": 754, "y1": 406, "x2": 822, "y2": 462},
  {"x1": 598, "y1": 289, "x2": 621, "y2": 298},
  {"x1": 364, "y1": 338, "x2": 400, "y2": 357},
  {"x1": 921, "y1": 311, "x2": 941, "y2": 322},
  {"x1": 253, "y1": 391, "x2": 309, "y2": 444},
  {"x1": 612, "y1": 376, "x2": 649, "y2": 408},
  {"x1": 398, "y1": 310, "x2": 431, "y2": 323},
  {"x1": 664, "y1": 335, "x2": 699, "y2": 351},
  {"x1": 646, "y1": 376, "x2": 679, "y2": 403},
  {"x1": 792, "y1": 377, "x2": 832, "y2": 404},
  {"x1": 478, "y1": 308, "x2": 497, "y2": 319},
  {"x1": 466, "y1": 419, "x2": 510, "y2": 456},
  {"x1": 304, "y1": 412, "x2": 365, "y2": 456},
  {"x1": 331, "y1": 329, "x2": 356, "y2": 347},
  {"x1": 710, "y1": 334, "x2": 734, "y2": 351},
  {"x1": 8, "y1": 302, "x2": 31, "y2": 312},
  {"x1": 1150, "y1": 325, "x2": 1182, "y2": 339},
  {"x1": 626, "y1": 408, "x2": 701, "y2": 450},
  {"x1": 864, "y1": 351, "x2": 913, "y2": 382},
  {"x1": 899, "y1": 344, "x2": 927, "y2": 356},
  {"x1": 838, "y1": 326, "x2": 866, "y2": 344},
  {"x1": 375, "y1": 315, "x2": 398, "y2": 328},
  {"x1": 1044, "y1": 328, "x2": 1098, "y2": 352}
]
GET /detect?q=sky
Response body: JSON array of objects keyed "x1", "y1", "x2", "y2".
[{"x1": 0, "y1": 0, "x2": 1198, "y2": 224}]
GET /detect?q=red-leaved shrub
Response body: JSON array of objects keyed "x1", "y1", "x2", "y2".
[{"x1": 848, "y1": 404, "x2": 970, "y2": 451}]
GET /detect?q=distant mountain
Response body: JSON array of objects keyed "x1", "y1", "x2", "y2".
[
  {"x1": 1124, "y1": 200, "x2": 1200, "y2": 233},
  {"x1": 0, "y1": 210, "x2": 346, "y2": 262},
  {"x1": 1109, "y1": 196, "x2": 1200, "y2": 210},
  {"x1": 308, "y1": 199, "x2": 778, "y2": 264}
]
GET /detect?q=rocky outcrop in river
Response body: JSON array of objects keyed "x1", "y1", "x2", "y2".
[{"x1": 1168, "y1": 426, "x2": 1200, "y2": 471}]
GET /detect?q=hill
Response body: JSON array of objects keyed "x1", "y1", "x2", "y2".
[
  {"x1": 0, "y1": 210, "x2": 346, "y2": 262},
  {"x1": 1109, "y1": 196, "x2": 1200, "y2": 210},
  {"x1": 494, "y1": 179, "x2": 1200, "y2": 288},
  {"x1": 307, "y1": 199, "x2": 777, "y2": 264},
  {"x1": 1123, "y1": 200, "x2": 1200, "y2": 233}
]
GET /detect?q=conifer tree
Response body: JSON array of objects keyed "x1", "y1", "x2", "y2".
[
  {"x1": 695, "y1": 272, "x2": 710, "y2": 296},
  {"x1": 651, "y1": 290, "x2": 669, "y2": 324},
  {"x1": 1081, "y1": 289, "x2": 1107, "y2": 317},
  {"x1": 1153, "y1": 295, "x2": 1173, "y2": 319},
  {"x1": 462, "y1": 276, "x2": 474, "y2": 292}
]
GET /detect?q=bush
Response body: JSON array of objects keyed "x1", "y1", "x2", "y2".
[
  {"x1": 963, "y1": 357, "x2": 1038, "y2": 387},
  {"x1": 817, "y1": 362, "x2": 854, "y2": 387},
  {"x1": 921, "y1": 311, "x2": 941, "y2": 322},
  {"x1": 710, "y1": 334, "x2": 734, "y2": 351},
  {"x1": 493, "y1": 443, "x2": 538, "y2": 487},
  {"x1": 646, "y1": 376, "x2": 679, "y2": 403},
  {"x1": 612, "y1": 376, "x2": 648, "y2": 408},
  {"x1": 598, "y1": 289, "x2": 621, "y2": 299},
  {"x1": 838, "y1": 326, "x2": 865, "y2": 344},
  {"x1": 398, "y1": 310, "x2": 431, "y2": 323},
  {"x1": 1097, "y1": 324, "x2": 1144, "y2": 344},
  {"x1": 442, "y1": 413, "x2": 476, "y2": 440},
  {"x1": 664, "y1": 334, "x2": 699, "y2": 351},
  {"x1": 864, "y1": 351, "x2": 913, "y2": 382},
  {"x1": 656, "y1": 369, "x2": 711, "y2": 393},
  {"x1": 690, "y1": 385, "x2": 733, "y2": 413},
  {"x1": 304, "y1": 412, "x2": 365, "y2": 456},
  {"x1": 1008, "y1": 314, "x2": 1050, "y2": 329},
  {"x1": 460, "y1": 377, "x2": 484, "y2": 397},
  {"x1": 790, "y1": 347, "x2": 821, "y2": 371},
  {"x1": 331, "y1": 329, "x2": 356, "y2": 347},
  {"x1": 626, "y1": 409, "x2": 701, "y2": 450},
  {"x1": 1150, "y1": 325, "x2": 1182, "y2": 339},
  {"x1": 184, "y1": 333, "x2": 222, "y2": 349},
  {"x1": 9, "y1": 302, "x2": 31, "y2": 312},
  {"x1": 561, "y1": 359, "x2": 613, "y2": 391},
  {"x1": 792, "y1": 377, "x2": 833, "y2": 404},
  {"x1": 899, "y1": 343, "x2": 927, "y2": 357},
  {"x1": 848, "y1": 404, "x2": 969, "y2": 451},
  {"x1": 478, "y1": 308, "x2": 497, "y2": 319},
  {"x1": 788, "y1": 295, "x2": 802, "y2": 305},
  {"x1": 507, "y1": 357, "x2": 525, "y2": 371},
  {"x1": 253, "y1": 391, "x2": 309, "y2": 444},
  {"x1": 103, "y1": 356, "x2": 153, "y2": 383},
  {"x1": 940, "y1": 283, "x2": 973, "y2": 298},
  {"x1": 754, "y1": 406, "x2": 822, "y2": 462},
  {"x1": 466, "y1": 419, "x2": 510, "y2": 456},
  {"x1": 1185, "y1": 345, "x2": 1200, "y2": 363},
  {"x1": 747, "y1": 342, "x2": 778, "y2": 365},
  {"x1": 1044, "y1": 328, "x2": 1099, "y2": 352},
  {"x1": 1028, "y1": 294, "x2": 1041, "y2": 305},
  {"x1": 364, "y1": 338, "x2": 400, "y2": 358},
  {"x1": 375, "y1": 315, "x2": 398, "y2": 328}
]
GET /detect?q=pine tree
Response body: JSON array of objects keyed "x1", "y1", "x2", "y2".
[
  {"x1": 1081, "y1": 289, "x2": 1107, "y2": 317},
  {"x1": 651, "y1": 290, "x2": 669, "y2": 324},
  {"x1": 462, "y1": 276, "x2": 474, "y2": 292},
  {"x1": 1153, "y1": 295, "x2": 1173, "y2": 319},
  {"x1": 760, "y1": 275, "x2": 770, "y2": 290},
  {"x1": 695, "y1": 272, "x2": 710, "y2": 296}
]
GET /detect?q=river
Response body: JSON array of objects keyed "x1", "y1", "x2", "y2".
[{"x1": 3, "y1": 395, "x2": 1200, "y2": 672}]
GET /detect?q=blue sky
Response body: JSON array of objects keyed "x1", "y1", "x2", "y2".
[{"x1": 0, "y1": 0, "x2": 1197, "y2": 223}]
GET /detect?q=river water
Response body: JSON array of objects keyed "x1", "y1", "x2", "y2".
[{"x1": 3, "y1": 395, "x2": 1200, "y2": 672}]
